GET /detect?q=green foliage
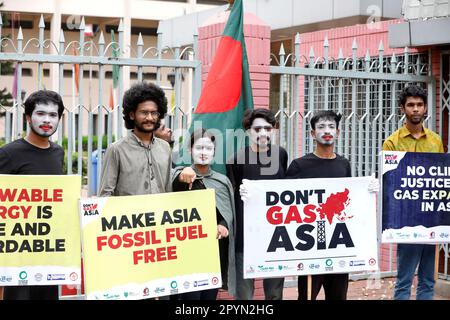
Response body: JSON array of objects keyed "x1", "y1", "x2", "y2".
[
  {"x1": 61, "y1": 135, "x2": 112, "y2": 152},
  {"x1": 63, "y1": 151, "x2": 88, "y2": 184}
]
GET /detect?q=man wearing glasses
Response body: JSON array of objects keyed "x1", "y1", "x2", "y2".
[
  {"x1": 226, "y1": 108, "x2": 288, "y2": 300},
  {"x1": 99, "y1": 82, "x2": 172, "y2": 197}
]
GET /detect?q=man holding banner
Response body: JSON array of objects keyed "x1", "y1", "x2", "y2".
[
  {"x1": 228, "y1": 108, "x2": 288, "y2": 300},
  {"x1": 172, "y1": 129, "x2": 236, "y2": 299},
  {"x1": 285, "y1": 110, "x2": 352, "y2": 300},
  {"x1": 0, "y1": 90, "x2": 65, "y2": 300},
  {"x1": 382, "y1": 85, "x2": 445, "y2": 300}
]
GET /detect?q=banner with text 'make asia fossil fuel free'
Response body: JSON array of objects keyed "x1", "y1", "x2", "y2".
[
  {"x1": 0, "y1": 175, "x2": 82, "y2": 286},
  {"x1": 80, "y1": 189, "x2": 221, "y2": 300}
]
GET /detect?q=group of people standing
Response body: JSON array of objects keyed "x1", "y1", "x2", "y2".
[{"x1": 0, "y1": 82, "x2": 444, "y2": 301}]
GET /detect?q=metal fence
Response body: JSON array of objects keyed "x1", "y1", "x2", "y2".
[
  {"x1": 268, "y1": 34, "x2": 450, "y2": 283},
  {"x1": 0, "y1": 14, "x2": 201, "y2": 196},
  {"x1": 1, "y1": 13, "x2": 449, "y2": 293}
]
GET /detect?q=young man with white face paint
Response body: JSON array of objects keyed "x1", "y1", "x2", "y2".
[
  {"x1": 0, "y1": 90, "x2": 65, "y2": 300},
  {"x1": 285, "y1": 110, "x2": 351, "y2": 300},
  {"x1": 172, "y1": 129, "x2": 236, "y2": 299},
  {"x1": 226, "y1": 108, "x2": 288, "y2": 300}
]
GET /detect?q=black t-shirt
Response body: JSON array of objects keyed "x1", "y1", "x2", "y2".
[
  {"x1": 286, "y1": 152, "x2": 351, "y2": 179},
  {"x1": 0, "y1": 139, "x2": 64, "y2": 300},
  {"x1": 226, "y1": 145, "x2": 288, "y2": 253},
  {"x1": 0, "y1": 138, "x2": 64, "y2": 174}
]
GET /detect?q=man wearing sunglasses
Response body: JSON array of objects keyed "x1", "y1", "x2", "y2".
[{"x1": 227, "y1": 108, "x2": 288, "y2": 300}]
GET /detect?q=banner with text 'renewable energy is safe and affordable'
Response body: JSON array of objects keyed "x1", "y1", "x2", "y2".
[
  {"x1": 80, "y1": 189, "x2": 221, "y2": 300},
  {"x1": 381, "y1": 151, "x2": 450, "y2": 243},
  {"x1": 0, "y1": 175, "x2": 82, "y2": 286},
  {"x1": 243, "y1": 177, "x2": 378, "y2": 279}
]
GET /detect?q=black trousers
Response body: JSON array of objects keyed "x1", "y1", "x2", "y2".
[
  {"x1": 297, "y1": 273, "x2": 349, "y2": 300},
  {"x1": 3, "y1": 285, "x2": 59, "y2": 300}
]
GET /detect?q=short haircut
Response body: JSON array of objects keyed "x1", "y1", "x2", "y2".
[
  {"x1": 242, "y1": 108, "x2": 276, "y2": 130},
  {"x1": 310, "y1": 110, "x2": 342, "y2": 130},
  {"x1": 398, "y1": 85, "x2": 427, "y2": 107},
  {"x1": 122, "y1": 82, "x2": 168, "y2": 130},
  {"x1": 24, "y1": 90, "x2": 65, "y2": 119},
  {"x1": 190, "y1": 128, "x2": 216, "y2": 149}
]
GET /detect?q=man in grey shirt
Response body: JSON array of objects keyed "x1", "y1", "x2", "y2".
[{"x1": 99, "y1": 82, "x2": 172, "y2": 196}]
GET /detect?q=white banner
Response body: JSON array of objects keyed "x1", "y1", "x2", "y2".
[{"x1": 243, "y1": 177, "x2": 378, "y2": 278}]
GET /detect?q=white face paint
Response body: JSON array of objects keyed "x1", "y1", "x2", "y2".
[
  {"x1": 192, "y1": 137, "x2": 215, "y2": 165},
  {"x1": 312, "y1": 119, "x2": 338, "y2": 145},
  {"x1": 249, "y1": 118, "x2": 273, "y2": 147},
  {"x1": 29, "y1": 102, "x2": 60, "y2": 138}
]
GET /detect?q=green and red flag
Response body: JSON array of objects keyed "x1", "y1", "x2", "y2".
[{"x1": 189, "y1": 0, "x2": 253, "y2": 174}]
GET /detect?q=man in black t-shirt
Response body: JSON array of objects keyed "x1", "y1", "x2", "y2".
[
  {"x1": 0, "y1": 90, "x2": 65, "y2": 300},
  {"x1": 226, "y1": 108, "x2": 288, "y2": 300},
  {"x1": 286, "y1": 110, "x2": 351, "y2": 300}
]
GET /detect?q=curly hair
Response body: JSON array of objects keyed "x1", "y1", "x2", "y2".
[
  {"x1": 310, "y1": 110, "x2": 342, "y2": 130},
  {"x1": 242, "y1": 108, "x2": 276, "y2": 130},
  {"x1": 24, "y1": 90, "x2": 65, "y2": 119},
  {"x1": 122, "y1": 82, "x2": 168, "y2": 130},
  {"x1": 398, "y1": 85, "x2": 427, "y2": 107}
]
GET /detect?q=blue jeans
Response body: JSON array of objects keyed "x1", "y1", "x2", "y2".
[
  {"x1": 235, "y1": 252, "x2": 284, "y2": 300},
  {"x1": 394, "y1": 244, "x2": 435, "y2": 300}
]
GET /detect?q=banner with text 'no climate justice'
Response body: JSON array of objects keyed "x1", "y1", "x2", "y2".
[
  {"x1": 0, "y1": 175, "x2": 82, "y2": 286},
  {"x1": 80, "y1": 189, "x2": 221, "y2": 300},
  {"x1": 381, "y1": 151, "x2": 450, "y2": 243},
  {"x1": 243, "y1": 177, "x2": 378, "y2": 279}
]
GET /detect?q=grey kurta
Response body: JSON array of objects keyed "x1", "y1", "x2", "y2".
[
  {"x1": 99, "y1": 132, "x2": 172, "y2": 196},
  {"x1": 172, "y1": 165, "x2": 237, "y2": 297}
]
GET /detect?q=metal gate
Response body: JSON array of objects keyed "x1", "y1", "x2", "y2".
[
  {"x1": 270, "y1": 34, "x2": 435, "y2": 176},
  {"x1": 0, "y1": 14, "x2": 201, "y2": 196},
  {"x1": 268, "y1": 34, "x2": 436, "y2": 281}
]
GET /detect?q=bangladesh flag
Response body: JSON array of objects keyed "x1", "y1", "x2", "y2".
[{"x1": 188, "y1": 0, "x2": 254, "y2": 174}]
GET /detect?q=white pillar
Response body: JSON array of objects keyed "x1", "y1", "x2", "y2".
[
  {"x1": 50, "y1": 0, "x2": 61, "y2": 92},
  {"x1": 121, "y1": 0, "x2": 132, "y2": 138}
]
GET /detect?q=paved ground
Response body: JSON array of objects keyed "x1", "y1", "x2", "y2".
[{"x1": 282, "y1": 276, "x2": 449, "y2": 300}]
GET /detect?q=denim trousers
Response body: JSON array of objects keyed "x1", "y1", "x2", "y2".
[
  {"x1": 394, "y1": 243, "x2": 435, "y2": 300},
  {"x1": 235, "y1": 252, "x2": 284, "y2": 300}
]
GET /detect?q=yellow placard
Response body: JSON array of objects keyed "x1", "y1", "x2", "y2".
[
  {"x1": 0, "y1": 175, "x2": 82, "y2": 286},
  {"x1": 81, "y1": 189, "x2": 221, "y2": 300}
]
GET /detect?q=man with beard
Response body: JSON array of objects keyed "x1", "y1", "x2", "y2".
[
  {"x1": 285, "y1": 110, "x2": 352, "y2": 300},
  {"x1": 226, "y1": 108, "x2": 288, "y2": 300},
  {"x1": 0, "y1": 90, "x2": 65, "y2": 300},
  {"x1": 383, "y1": 85, "x2": 444, "y2": 300},
  {"x1": 99, "y1": 82, "x2": 171, "y2": 196}
]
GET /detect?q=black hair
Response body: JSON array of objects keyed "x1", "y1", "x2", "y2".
[
  {"x1": 190, "y1": 128, "x2": 216, "y2": 149},
  {"x1": 398, "y1": 85, "x2": 427, "y2": 107},
  {"x1": 24, "y1": 90, "x2": 65, "y2": 119},
  {"x1": 310, "y1": 110, "x2": 342, "y2": 130},
  {"x1": 122, "y1": 82, "x2": 168, "y2": 130},
  {"x1": 242, "y1": 108, "x2": 276, "y2": 130}
]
